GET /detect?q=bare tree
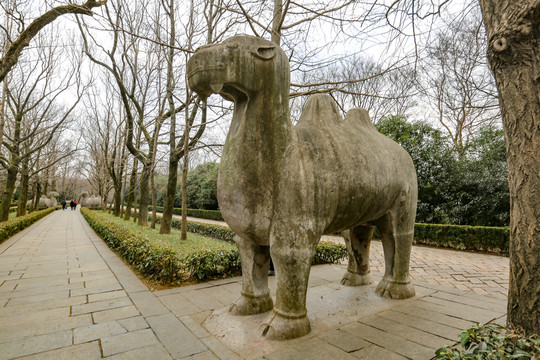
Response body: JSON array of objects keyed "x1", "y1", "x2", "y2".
[
  {"x1": 0, "y1": 31, "x2": 83, "y2": 221},
  {"x1": 82, "y1": 79, "x2": 128, "y2": 217},
  {"x1": 0, "y1": 0, "x2": 105, "y2": 84},
  {"x1": 419, "y1": 9, "x2": 500, "y2": 158},
  {"x1": 77, "y1": 0, "x2": 179, "y2": 226}
]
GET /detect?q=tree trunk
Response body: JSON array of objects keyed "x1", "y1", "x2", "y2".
[
  {"x1": 33, "y1": 181, "x2": 41, "y2": 211},
  {"x1": 113, "y1": 182, "x2": 121, "y2": 217},
  {"x1": 124, "y1": 157, "x2": 138, "y2": 220},
  {"x1": 0, "y1": 166, "x2": 17, "y2": 221},
  {"x1": 480, "y1": 0, "x2": 540, "y2": 335},
  {"x1": 137, "y1": 162, "x2": 150, "y2": 226},
  {"x1": 160, "y1": 159, "x2": 179, "y2": 234},
  {"x1": 17, "y1": 161, "x2": 29, "y2": 217},
  {"x1": 150, "y1": 166, "x2": 157, "y2": 229}
]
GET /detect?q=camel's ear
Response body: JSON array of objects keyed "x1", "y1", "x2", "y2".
[{"x1": 253, "y1": 46, "x2": 276, "y2": 60}]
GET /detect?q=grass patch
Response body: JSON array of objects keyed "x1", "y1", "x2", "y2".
[{"x1": 95, "y1": 211, "x2": 236, "y2": 258}]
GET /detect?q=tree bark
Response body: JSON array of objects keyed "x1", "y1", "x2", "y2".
[
  {"x1": 0, "y1": 166, "x2": 17, "y2": 221},
  {"x1": 480, "y1": 0, "x2": 540, "y2": 335},
  {"x1": 160, "y1": 159, "x2": 179, "y2": 234},
  {"x1": 137, "y1": 162, "x2": 150, "y2": 226},
  {"x1": 124, "y1": 156, "x2": 138, "y2": 221},
  {"x1": 17, "y1": 160, "x2": 29, "y2": 217},
  {"x1": 113, "y1": 182, "x2": 122, "y2": 216},
  {"x1": 150, "y1": 166, "x2": 157, "y2": 229}
]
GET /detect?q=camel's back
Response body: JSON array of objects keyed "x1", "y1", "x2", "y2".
[{"x1": 293, "y1": 94, "x2": 417, "y2": 233}]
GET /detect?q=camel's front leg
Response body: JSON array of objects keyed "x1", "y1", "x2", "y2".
[
  {"x1": 229, "y1": 235, "x2": 273, "y2": 315},
  {"x1": 261, "y1": 233, "x2": 317, "y2": 340}
]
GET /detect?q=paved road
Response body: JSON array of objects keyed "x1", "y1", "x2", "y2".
[{"x1": 0, "y1": 210, "x2": 508, "y2": 359}]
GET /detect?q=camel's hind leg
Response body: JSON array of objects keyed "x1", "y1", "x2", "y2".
[
  {"x1": 341, "y1": 225, "x2": 374, "y2": 286},
  {"x1": 229, "y1": 235, "x2": 274, "y2": 315},
  {"x1": 374, "y1": 213, "x2": 415, "y2": 299}
]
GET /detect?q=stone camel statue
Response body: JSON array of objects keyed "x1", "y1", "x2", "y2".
[{"x1": 187, "y1": 35, "x2": 418, "y2": 340}]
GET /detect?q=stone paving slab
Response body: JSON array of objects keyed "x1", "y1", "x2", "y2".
[
  {"x1": 182, "y1": 216, "x2": 510, "y2": 299},
  {"x1": 0, "y1": 210, "x2": 510, "y2": 360}
]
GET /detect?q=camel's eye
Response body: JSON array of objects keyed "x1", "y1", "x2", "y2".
[{"x1": 254, "y1": 46, "x2": 276, "y2": 60}]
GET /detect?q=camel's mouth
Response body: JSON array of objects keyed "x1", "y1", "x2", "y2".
[
  {"x1": 187, "y1": 64, "x2": 225, "y2": 80},
  {"x1": 221, "y1": 84, "x2": 248, "y2": 102}
]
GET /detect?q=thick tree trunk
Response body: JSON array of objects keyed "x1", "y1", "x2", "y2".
[
  {"x1": 480, "y1": 0, "x2": 540, "y2": 335},
  {"x1": 113, "y1": 183, "x2": 121, "y2": 216},
  {"x1": 33, "y1": 180, "x2": 41, "y2": 211},
  {"x1": 124, "y1": 157, "x2": 137, "y2": 220},
  {"x1": 150, "y1": 167, "x2": 157, "y2": 229},
  {"x1": 160, "y1": 159, "x2": 179, "y2": 234},
  {"x1": 0, "y1": 166, "x2": 17, "y2": 221},
  {"x1": 137, "y1": 162, "x2": 150, "y2": 226}
]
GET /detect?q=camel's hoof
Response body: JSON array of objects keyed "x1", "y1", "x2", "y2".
[
  {"x1": 341, "y1": 271, "x2": 373, "y2": 286},
  {"x1": 260, "y1": 310, "x2": 311, "y2": 340},
  {"x1": 229, "y1": 294, "x2": 273, "y2": 315},
  {"x1": 375, "y1": 278, "x2": 415, "y2": 299}
]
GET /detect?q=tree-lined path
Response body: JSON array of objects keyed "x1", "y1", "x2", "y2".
[{"x1": 0, "y1": 211, "x2": 508, "y2": 359}]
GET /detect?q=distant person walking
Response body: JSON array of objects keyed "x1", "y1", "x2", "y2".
[
  {"x1": 70, "y1": 200, "x2": 75, "y2": 211},
  {"x1": 61, "y1": 200, "x2": 66, "y2": 210}
]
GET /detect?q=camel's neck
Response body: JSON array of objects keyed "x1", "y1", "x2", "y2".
[{"x1": 225, "y1": 87, "x2": 294, "y2": 168}]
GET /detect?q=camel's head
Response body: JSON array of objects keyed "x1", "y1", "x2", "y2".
[{"x1": 187, "y1": 35, "x2": 289, "y2": 102}]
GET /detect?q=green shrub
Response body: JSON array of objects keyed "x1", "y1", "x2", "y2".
[
  {"x1": 168, "y1": 218, "x2": 235, "y2": 242},
  {"x1": 85, "y1": 208, "x2": 348, "y2": 284},
  {"x1": 158, "y1": 215, "x2": 347, "y2": 266},
  {"x1": 0, "y1": 208, "x2": 55, "y2": 244},
  {"x1": 414, "y1": 223, "x2": 509, "y2": 253},
  {"x1": 81, "y1": 208, "x2": 182, "y2": 283},
  {"x1": 182, "y1": 249, "x2": 241, "y2": 280},
  {"x1": 156, "y1": 206, "x2": 511, "y2": 253},
  {"x1": 435, "y1": 323, "x2": 539, "y2": 359},
  {"x1": 152, "y1": 206, "x2": 224, "y2": 221},
  {"x1": 313, "y1": 241, "x2": 348, "y2": 265}
]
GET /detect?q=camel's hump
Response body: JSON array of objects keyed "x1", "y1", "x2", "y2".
[
  {"x1": 296, "y1": 94, "x2": 342, "y2": 127},
  {"x1": 296, "y1": 94, "x2": 376, "y2": 130},
  {"x1": 344, "y1": 108, "x2": 376, "y2": 129}
]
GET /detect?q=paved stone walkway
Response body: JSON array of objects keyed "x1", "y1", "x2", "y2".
[
  {"x1": 0, "y1": 210, "x2": 508, "y2": 359},
  {"x1": 184, "y1": 216, "x2": 510, "y2": 299}
]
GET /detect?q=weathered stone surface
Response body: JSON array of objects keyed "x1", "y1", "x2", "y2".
[
  {"x1": 15, "y1": 341, "x2": 102, "y2": 360},
  {"x1": 73, "y1": 320, "x2": 127, "y2": 344},
  {"x1": 101, "y1": 328, "x2": 158, "y2": 357},
  {"x1": 187, "y1": 35, "x2": 417, "y2": 340}
]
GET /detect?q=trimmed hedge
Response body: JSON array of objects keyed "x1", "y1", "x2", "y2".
[
  {"x1": 152, "y1": 206, "x2": 223, "y2": 221},
  {"x1": 156, "y1": 207, "x2": 511, "y2": 253},
  {"x1": 84, "y1": 209, "x2": 348, "y2": 283},
  {"x1": 183, "y1": 249, "x2": 241, "y2": 280},
  {"x1": 82, "y1": 208, "x2": 181, "y2": 283},
  {"x1": 159, "y1": 216, "x2": 348, "y2": 271},
  {"x1": 414, "y1": 223, "x2": 509, "y2": 253},
  {"x1": 0, "y1": 208, "x2": 55, "y2": 244}
]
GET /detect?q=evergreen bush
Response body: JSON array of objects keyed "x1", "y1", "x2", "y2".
[
  {"x1": 414, "y1": 223, "x2": 509, "y2": 253},
  {"x1": 85, "y1": 209, "x2": 347, "y2": 284},
  {"x1": 434, "y1": 323, "x2": 539, "y2": 359}
]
